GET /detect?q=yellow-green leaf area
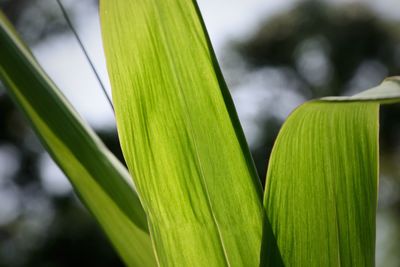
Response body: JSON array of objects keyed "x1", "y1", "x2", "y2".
[
  {"x1": 262, "y1": 78, "x2": 400, "y2": 266},
  {"x1": 263, "y1": 102, "x2": 379, "y2": 266},
  {"x1": 101, "y1": 0, "x2": 264, "y2": 266}
]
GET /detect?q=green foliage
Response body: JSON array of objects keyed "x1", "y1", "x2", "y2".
[
  {"x1": 263, "y1": 78, "x2": 400, "y2": 266},
  {"x1": 101, "y1": 0, "x2": 263, "y2": 266},
  {"x1": 1, "y1": 1, "x2": 400, "y2": 267},
  {"x1": 267, "y1": 101, "x2": 379, "y2": 267},
  {"x1": 0, "y1": 11, "x2": 155, "y2": 267}
]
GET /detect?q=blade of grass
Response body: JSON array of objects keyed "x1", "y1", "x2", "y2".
[
  {"x1": 0, "y1": 12, "x2": 156, "y2": 267},
  {"x1": 262, "y1": 77, "x2": 400, "y2": 266},
  {"x1": 100, "y1": 0, "x2": 265, "y2": 266}
]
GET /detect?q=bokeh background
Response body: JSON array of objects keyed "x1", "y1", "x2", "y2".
[{"x1": 0, "y1": 0, "x2": 399, "y2": 266}]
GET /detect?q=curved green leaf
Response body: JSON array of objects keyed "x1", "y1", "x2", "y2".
[
  {"x1": 262, "y1": 77, "x2": 400, "y2": 266},
  {"x1": 100, "y1": 0, "x2": 264, "y2": 266},
  {"x1": 0, "y1": 12, "x2": 156, "y2": 267}
]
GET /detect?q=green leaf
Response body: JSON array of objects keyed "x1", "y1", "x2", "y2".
[
  {"x1": 0, "y1": 12, "x2": 156, "y2": 267},
  {"x1": 100, "y1": 0, "x2": 264, "y2": 266},
  {"x1": 262, "y1": 77, "x2": 400, "y2": 266}
]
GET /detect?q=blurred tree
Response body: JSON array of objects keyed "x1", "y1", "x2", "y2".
[
  {"x1": 233, "y1": 0, "x2": 400, "y2": 180},
  {"x1": 237, "y1": 0, "x2": 400, "y2": 98}
]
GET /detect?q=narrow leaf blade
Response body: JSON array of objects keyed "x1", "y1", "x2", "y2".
[
  {"x1": 0, "y1": 12, "x2": 156, "y2": 267},
  {"x1": 100, "y1": 0, "x2": 264, "y2": 266}
]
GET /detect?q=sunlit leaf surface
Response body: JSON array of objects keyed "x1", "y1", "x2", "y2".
[
  {"x1": 101, "y1": 0, "x2": 264, "y2": 266},
  {"x1": 262, "y1": 77, "x2": 400, "y2": 267}
]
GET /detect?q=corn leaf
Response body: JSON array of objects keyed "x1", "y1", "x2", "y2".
[
  {"x1": 262, "y1": 77, "x2": 400, "y2": 266},
  {"x1": 0, "y1": 12, "x2": 156, "y2": 267},
  {"x1": 100, "y1": 0, "x2": 264, "y2": 266}
]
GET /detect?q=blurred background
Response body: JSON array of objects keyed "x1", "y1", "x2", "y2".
[{"x1": 0, "y1": 0, "x2": 399, "y2": 266}]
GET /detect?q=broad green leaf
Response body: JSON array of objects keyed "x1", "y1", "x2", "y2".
[
  {"x1": 262, "y1": 77, "x2": 400, "y2": 266},
  {"x1": 0, "y1": 12, "x2": 156, "y2": 267},
  {"x1": 101, "y1": 0, "x2": 264, "y2": 266}
]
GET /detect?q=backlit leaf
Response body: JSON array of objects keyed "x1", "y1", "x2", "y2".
[
  {"x1": 262, "y1": 77, "x2": 400, "y2": 266},
  {"x1": 100, "y1": 0, "x2": 264, "y2": 266}
]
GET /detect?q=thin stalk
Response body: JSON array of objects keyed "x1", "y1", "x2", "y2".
[{"x1": 56, "y1": 0, "x2": 114, "y2": 112}]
